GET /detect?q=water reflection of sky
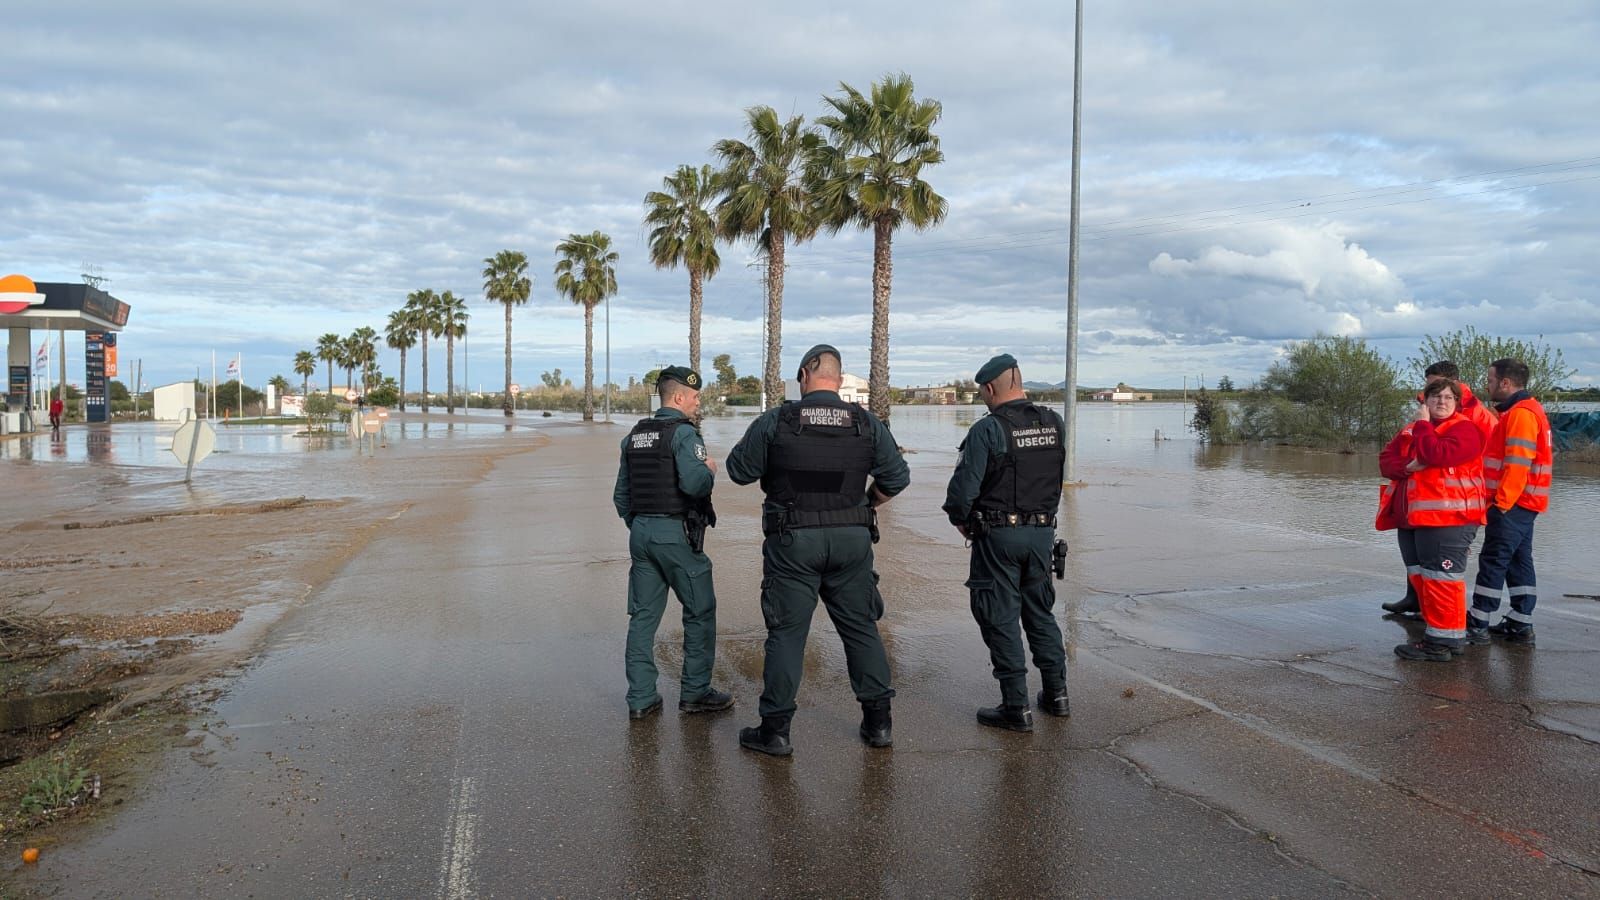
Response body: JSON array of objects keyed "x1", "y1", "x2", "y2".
[{"x1": 4, "y1": 402, "x2": 1592, "y2": 573}]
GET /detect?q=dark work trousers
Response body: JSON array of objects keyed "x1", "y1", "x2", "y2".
[
  {"x1": 757, "y1": 525, "x2": 894, "y2": 725},
  {"x1": 1471, "y1": 505, "x2": 1539, "y2": 627},
  {"x1": 625, "y1": 516, "x2": 716, "y2": 710},
  {"x1": 966, "y1": 525, "x2": 1067, "y2": 707},
  {"x1": 1396, "y1": 528, "x2": 1421, "y2": 604},
  {"x1": 1398, "y1": 524, "x2": 1477, "y2": 646}
]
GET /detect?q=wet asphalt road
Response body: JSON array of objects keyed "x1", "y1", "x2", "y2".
[{"x1": 15, "y1": 419, "x2": 1600, "y2": 898}]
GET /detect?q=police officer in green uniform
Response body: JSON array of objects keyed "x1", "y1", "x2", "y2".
[
  {"x1": 613, "y1": 366, "x2": 733, "y2": 720},
  {"x1": 726, "y1": 345, "x2": 910, "y2": 756},
  {"x1": 943, "y1": 354, "x2": 1071, "y2": 732}
]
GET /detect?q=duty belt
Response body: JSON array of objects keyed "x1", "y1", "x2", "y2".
[
  {"x1": 974, "y1": 511, "x2": 1057, "y2": 528},
  {"x1": 763, "y1": 506, "x2": 874, "y2": 537}
]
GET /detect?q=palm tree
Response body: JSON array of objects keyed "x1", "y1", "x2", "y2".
[
  {"x1": 340, "y1": 334, "x2": 365, "y2": 393},
  {"x1": 385, "y1": 309, "x2": 418, "y2": 412},
  {"x1": 350, "y1": 326, "x2": 379, "y2": 392},
  {"x1": 481, "y1": 250, "x2": 532, "y2": 417},
  {"x1": 815, "y1": 73, "x2": 948, "y2": 421},
  {"x1": 293, "y1": 350, "x2": 316, "y2": 399},
  {"x1": 315, "y1": 333, "x2": 342, "y2": 395},
  {"x1": 714, "y1": 106, "x2": 823, "y2": 409},
  {"x1": 554, "y1": 232, "x2": 619, "y2": 422},
  {"x1": 406, "y1": 289, "x2": 439, "y2": 412},
  {"x1": 644, "y1": 164, "x2": 722, "y2": 372},
  {"x1": 437, "y1": 291, "x2": 470, "y2": 413}
]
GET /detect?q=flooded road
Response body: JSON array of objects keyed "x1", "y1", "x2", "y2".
[{"x1": 8, "y1": 405, "x2": 1600, "y2": 896}]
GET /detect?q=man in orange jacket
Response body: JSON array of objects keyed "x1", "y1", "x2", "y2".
[
  {"x1": 1381, "y1": 360, "x2": 1497, "y2": 617},
  {"x1": 1467, "y1": 358, "x2": 1552, "y2": 646}
]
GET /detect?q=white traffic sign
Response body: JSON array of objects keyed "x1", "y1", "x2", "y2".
[
  {"x1": 171, "y1": 414, "x2": 217, "y2": 483},
  {"x1": 345, "y1": 389, "x2": 359, "y2": 401},
  {"x1": 509, "y1": 384, "x2": 522, "y2": 396}
]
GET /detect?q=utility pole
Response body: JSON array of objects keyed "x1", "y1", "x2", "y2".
[{"x1": 1063, "y1": 0, "x2": 1084, "y2": 483}]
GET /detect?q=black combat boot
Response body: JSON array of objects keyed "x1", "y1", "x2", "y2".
[
  {"x1": 977, "y1": 704, "x2": 1034, "y2": 733},
  {"x1": 1464, "y1": 625, "x2": 1492, "y2": 645},
  {"x1": 628, "y1": 696, "x2": 663, "y2": 720},
  {"x1": 1394, "y1": 640, "x2": 1454, "y2": 662},
  {"x1": 859, "y1": 700, "x2": 892, "y2": 748},
  {"x1": 679, "y1": 688, "x2": 735, "y2": 714},
  {"x1": 1036, "y1": 686, "x2": 1072, "y2": 718},
  {"x1": 739, "y1": 717, "x2": 793, "y2": 757},
  {"x1": 1381, "y1": 595, "x2": 1420, "y2": 616},
  {"x1": 1488, "y1": 620, "x2": 1536, "y2": 645}
]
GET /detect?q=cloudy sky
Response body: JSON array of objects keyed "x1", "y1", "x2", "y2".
[{"x1": 6, "y1": 0, "x2": 1598, "y2": 392}]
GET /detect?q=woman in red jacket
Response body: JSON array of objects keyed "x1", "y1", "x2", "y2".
[{"x1": 1376, "y1": 379, "x2": 1486, "y2": 662}]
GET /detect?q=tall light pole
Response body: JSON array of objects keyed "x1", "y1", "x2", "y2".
[{"x1": 1063, "y1": 0, "x2": 1084, "y2": 483}]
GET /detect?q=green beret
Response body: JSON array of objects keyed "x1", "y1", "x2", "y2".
[
  {"x1": 657, "y1": 365, "x2": 702, "y2": 390},
  {"x1": 799, "y1": 344, "x2": 841, "y2": 370},
  {"x1": 975, "y1": 353, "x2": 1019, "y2": 386}
]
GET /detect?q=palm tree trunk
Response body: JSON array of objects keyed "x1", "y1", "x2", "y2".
[
  {"x1": 502, "y1": 303, "x2": 513, "y2": 416},
  {"x1": 583, "y1": 303, "x2": 595, "y2": 422},
  {"x1": 869, "y1": 217, "x2": 894, "y2": 421},
  {"x1": 763, "y1": 231, "x2": 786, "y2": 410},
  {"x1": 398, "y1": 349, "x2": 407, "y2": 412},
  {"x1": 446, "y1": 333, "x2": 456, "y2": 413},
  {"x1": 302, "y1": 374, "x2": 309, "y2": 400},
  {"x1": 326, "y1": 361, "x2": 332, "y2": 396},
  {"x1": 420, "y1": 331, "x2": 429, "y2": 413},
  {"x1": 688, "y1": 267, "x2": 703, "y2": 373}
]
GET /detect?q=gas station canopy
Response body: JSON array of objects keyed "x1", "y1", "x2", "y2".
[{"x1": 0, "y1": 278, "x2": 131, "y2": 332}]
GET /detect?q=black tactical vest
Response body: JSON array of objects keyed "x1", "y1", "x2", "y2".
[
  {"x1": 763, "y1": 396, "x2": 876, "y2": 528},
  {"x1": 626, "y1": 418, "x2": 691, "y2": 516},
  {"x1": 972, "y1": 402, "x2": 1065, "y2": 516}
]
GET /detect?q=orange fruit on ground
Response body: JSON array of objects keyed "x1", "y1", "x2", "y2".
[{"x1": 22, "y1": 847, "x2": 40, "y2": 863}]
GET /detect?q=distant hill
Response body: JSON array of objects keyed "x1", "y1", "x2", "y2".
[{"x1": 1023, "y1": 381, "x2": 1066, "y2": 390}]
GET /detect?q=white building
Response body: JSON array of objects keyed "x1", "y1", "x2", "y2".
[
  {"x1": 784, "y1": 372, "x2": 869, "y2": 405},
  {"x1": 152, "y1": 381, "x2": 196, "y2": 422}
]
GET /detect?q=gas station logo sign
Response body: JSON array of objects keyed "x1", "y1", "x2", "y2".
[{"x1": 0, "y1": 274, "x2": 46, "y2": 314}]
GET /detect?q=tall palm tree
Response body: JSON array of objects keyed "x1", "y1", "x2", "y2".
[
  {"x1": 293, "y1": 350, "x2": 316, "y2": 399},
  {"x1": 340, "y1": 334, "x2": 365, "y2": 392},
  {"x1": 350, "y1": 326, "x2": 379, "y2": 392},
  {"x1": 315, "y1": 333, "x2": 342, "y2": 395},
  {"x1": 481, "y1": 250, "x2": 532, "y2": 417},
  {"x1": 406, "y1": 289, "x2": 439, "y2": 412},
  {"x1": 554, "y1": 232, "x2": 619, "y2": 422},
  {"x1": 644, "y1": 164, "x2": 722, "y2": 373},
  {"x1": 714, "y1": 106, "x2": 823, "y2": 409},
  {"x1": 437, "y1": 291, "x2": 470, "y2": 413},
  {"x1": 815, "y1": 73, "x2": 948, "y2": 421},
  {"x1": 385, "y1": 309, "x2": 418, "y2": 412}
]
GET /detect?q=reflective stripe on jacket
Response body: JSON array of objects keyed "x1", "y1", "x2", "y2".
[{"x1": 1404, "y1": 415, "x2": 1487, "y2": 527}]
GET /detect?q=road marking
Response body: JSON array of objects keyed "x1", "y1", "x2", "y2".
[{"x1": 438, "y1": 775, "x2": 480, "y2": 899}]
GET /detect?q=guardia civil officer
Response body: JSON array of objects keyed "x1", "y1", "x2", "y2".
[
  {"x1": 942, "y1": 354, "x2": 1070, "y2": 733},
  {"x1": 613, "y1": 366, "x2": 733, "y2": 720},
  {"x1": 725, "y1": 345, "x2": 910, "y2": 756}
]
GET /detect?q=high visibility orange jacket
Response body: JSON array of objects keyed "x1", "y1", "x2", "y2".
[
  {"x1": 1484, "y1": 393, "x2": 1552, "y2": 513},
  {"x1": 1404, "y1": 414, "x2": 1487, "y2": 527}
]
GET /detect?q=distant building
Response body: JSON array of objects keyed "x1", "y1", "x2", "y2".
[
  {"x1": 785, "y1": 372, "x2": 868, "y2": 405},
  {"x1": 1091, "y1": 382, "x2": 1153, "y2": 402},
  {"x1": 152, "y1": 381, "x2": 196, "y2": 422}
]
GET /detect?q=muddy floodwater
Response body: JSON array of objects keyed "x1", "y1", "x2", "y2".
[{"x1": 5, "y1": 403, "x2": 1599, "y2": 897}]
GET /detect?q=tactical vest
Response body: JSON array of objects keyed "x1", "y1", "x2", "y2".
[
  {"x1": 762, "y1": 396, "x2": 876, "y2": 529},
  {"x1": 972, "y1": 402, "x2": 1065, "y2": 517},
  {"x1": 626, "y1": 418, "x2": 690, "y2": 516}
]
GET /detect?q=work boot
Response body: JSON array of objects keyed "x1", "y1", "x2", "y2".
[
  {"x1": 1488, "y1": 620, "x2": 1536, "y2": 645},
  {"x1": 1393, "y1": 640, "x2": 1454, "y2": 662},
  {"x1": 1464, "y1": 626, "x2": 1492, "y2": 645},
  {"x1": 977, "y1": 704, "x2": 1034, "y2": 733},
  {"x1": 738, "y1": 718, "x2": 793, "y2": 757},
  {"x1": 859, "y1": 700, "x2": 892, "y2": 748},
  {"x1": 628, "y1": 696, "x2": 663, "y2": 720},
  {"x1": 678, "y1": 688, "x2": 735, "y2": 714},
  {"x1": 1037, "y1": 686, "x2": 1072, "y2": 718},
  {"x1": 1381, "y1": 595, "x2": 1420, "y2": 616}
]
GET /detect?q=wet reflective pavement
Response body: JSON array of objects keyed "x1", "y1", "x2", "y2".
[{"x1": 10, "y1": 407, "x2": 1600, "y2": 897}]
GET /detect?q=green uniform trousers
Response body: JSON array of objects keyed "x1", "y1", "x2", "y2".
[
  {"x1": 626, "y1": 515, "x2": 716, "y2": 710},
  {"x1": 758, "y1": 525, "x2": 894, "y2": 721},
  {"x1": 967, "y1": 525, "x2": 1066, "y2": 707}
]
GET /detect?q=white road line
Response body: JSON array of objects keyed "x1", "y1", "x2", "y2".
[{"x1": 438, "y1": 775, "x2": 480, "y2": 899}]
